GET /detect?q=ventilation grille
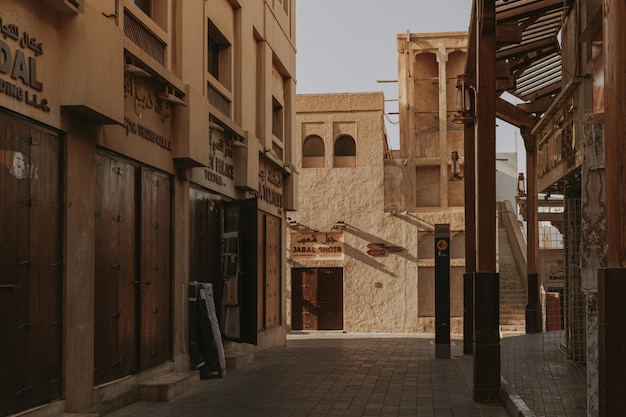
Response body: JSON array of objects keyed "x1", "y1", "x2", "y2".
[
  {"x1": 124, "y1": 11, "x2": 166, "y2": 65},
  {"x1": 208, "y1": 83, "x2": 230, "y2": 117}
]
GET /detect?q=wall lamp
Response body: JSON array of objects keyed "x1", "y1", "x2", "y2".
[
  {"x1": 159, "y1": 86, "x2": 187, "y2": 107},
  {"x1": 332, "y1": 220, "x2": 346, "y2": 230},
  {"x1": 124, "y1": 58, "x2": 150, "y2": 78},
  {"x1": 173, "y1": 157, "x2": 205, "y2": 181},
  {"x1": 124, "y1": 63, "x2": 150, "y2": 78},
  {"x1": 227, "y1": 138, "x2": 248, "y2": 148},
  {"x1": 386, "y1": 210, "x2": 409, "y2": 216},
  {"x1": 209, "y1": 121, "x2": 224, "y2": 132},
  {"x1": 449, "y1": 151, "x2": 463, "y2": 181},
  {"x1": 263, "y1": 147, "x2": 280, "y2": 160},
  {"x1": 452, "y1": 74, "x2": 475, "y2": 124},
  {"x1": 287, "y1": 218, "x2": 300, "y2": 229},
  {"x1": 283, "y1": 161, "x2": 299, "y2": 174}
]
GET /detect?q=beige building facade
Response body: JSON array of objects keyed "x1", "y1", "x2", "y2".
[
  {"x1": 292, "y1": 50, "x2": 467, "y2": 334},
  {"x1": 291, "y1": 34, "x2": 468, "y2": 334},
  {"x1": 292, "y1": 92, "x2": 421, "y2": 332},
  {"x1": 0, "y1": 1, "x2": 295, "y2": 416},
  {"x1": 392, "y1": 32, "x2": 469, "y2": 332}
]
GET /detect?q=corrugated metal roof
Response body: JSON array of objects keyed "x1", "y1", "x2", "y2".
[{"x1": 495, "y1": 0, "x2": 569, "y2": 103}]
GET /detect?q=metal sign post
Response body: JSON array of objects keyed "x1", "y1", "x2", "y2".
[{"x1": 435, "y1": 224, "x2": 451, "y2": 359}]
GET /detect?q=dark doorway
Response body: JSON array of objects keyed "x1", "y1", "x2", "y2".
[{"x1": 292, "y1": 268, "x2": 343, "y2": 330}]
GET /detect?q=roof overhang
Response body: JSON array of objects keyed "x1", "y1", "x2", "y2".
[{"x1": 466, "y1": 0, "x2": 570, "y2": 130}]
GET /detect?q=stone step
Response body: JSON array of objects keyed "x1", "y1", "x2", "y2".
[
  {"x1": 138, "y1": 371, "x2": 200, "y2": 401},
  {"x1": 225, "y1": 350, "x2": 255, "y2": 369}
]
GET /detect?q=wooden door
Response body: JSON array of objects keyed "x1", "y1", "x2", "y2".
[
  {"x1": 139, "y1": 168, "x2": 172, "y2": 369},
  {"x1": 94, "y1": 153, "x2": 137, "y2": 384},
  {"x1": 0, "y1": 113, "x2": 63, "y2": 415},
  {"x1": 318, "y1": 268, "x2": 343, "y2": 330},
  {"x1": 291, "y1": 268, "x2": 343, "y2": 331},
  {"x1": 264, "y1": 214, "x2": 281, "y2": 329},
  {"x1": 95, "y1": 153, "x2": 172, "y2": 383}
]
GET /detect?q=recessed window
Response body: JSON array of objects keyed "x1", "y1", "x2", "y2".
[
  {"x1": 272, "y1": 97, "x2": 284, "y2": 140},
  {"x1": 134, "y1": 0, "x2": 151, "y2": 16},
  {"x1": 208, "y1": 20, "x2": 231, "y2": 88},
  {"x1": 303, "y1": 135, "x2": 325, "y2": 168},
  {"x1": 131, "y1": 0, "x2": 167, "y2": 30},
  {"x1": 333, "y1": 135, "x2": 356, "y2": 167}
]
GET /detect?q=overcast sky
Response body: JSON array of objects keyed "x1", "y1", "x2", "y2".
[{"x1": 295, "y1": 0, "x2": 524, "y2": 170}]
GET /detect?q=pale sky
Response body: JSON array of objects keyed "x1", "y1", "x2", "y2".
[{"x1": 295, "y1": 0, "x2": 524, "y2": 171}]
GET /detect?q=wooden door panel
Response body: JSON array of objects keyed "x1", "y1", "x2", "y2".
[
  {"x1": 26, "y1": 126, "x2": 63, "y2": 403},
  {"x1": 139, "y1": 169, "x2": 172, "y2": 369},
  {"x1": 301, "y1": 270, "x2": 318, "y2": 330},
  {"x1": 94, "y1": 153, "x2": 137, "y2": 384},
  {"x1": 265, "y1": 215, "x2": 280, "y2": 329},
  {"x1": 0, "y1": 114, "x2": 31, "y2": 414},
  {"x1": 291, "y1": 270, "x2": 303, "y2": 330},
  {"x1": 0, "y1": 114, "x2": 62, "y2": 415},
  {"x1": 318, "y1": 268, "x2": 343, "y2": 330}
]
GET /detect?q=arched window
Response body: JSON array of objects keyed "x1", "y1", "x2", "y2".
[
  {"x1": 302, "y1": 135, "x2": 325, "y2": 168},
  {"x1": 333, "y1": 135, "x2": 356, "y2": 167}
]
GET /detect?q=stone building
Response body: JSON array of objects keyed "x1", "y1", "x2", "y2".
[
  {"x1": 291, "y1": 33, "x2": 469, "y2": 335},
  {"x1": 0, "y1": 1, "x2": 296, "y2": 416},
  {"x1": 292, "y1": 92, "x2": 422, "y2": 332},
  {"x1": 391, "y1": 32, "x2": 469, "y2": 333}
]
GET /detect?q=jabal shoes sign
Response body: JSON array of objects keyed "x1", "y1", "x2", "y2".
[{"x1": 290, "y1": 232, "x2": 344, "y2": 260}]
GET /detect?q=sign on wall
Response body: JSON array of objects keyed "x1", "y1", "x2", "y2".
[{"x1": 290, "y1": 232, "x2": 344, "y2": 260}]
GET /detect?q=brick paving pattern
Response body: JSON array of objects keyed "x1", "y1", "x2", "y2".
[
  {"x1": 105, "y1": 332, "x2": 588, "y2": 417},
  {"x1": 105, "y1": 334, "x2": 505, "y2": 417},
  {"x1": 500, "y1": 332, "x2": 587, "y2": 417}
]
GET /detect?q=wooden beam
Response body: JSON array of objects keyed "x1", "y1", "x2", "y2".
[
  {"x1": 604, "y1": 0, "x2": 626, "y2": 267},
  {"x1": 496, "y1": 98, "x2": 537, "y2": 129},
  {"x1": 517, "y1": 97, "x2": 553, "y2": 114},
  {"x1": 496, "y1": 37, "x2": 558, "y2": 60},
  {"x1": 496, "y1": 22, "x2": 523, "y2": 45},
  {"x1": 496, "y1": 0, "x2": 564, "y2": 22}
]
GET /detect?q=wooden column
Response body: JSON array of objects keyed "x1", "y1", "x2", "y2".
[
  {"x1": 473, "y1": 0, "x2": 500, "y2": 402},
  {"x1": 463, "y1": 120, "x2": 476, "y2": 355},
  {"x1": 604, "y1": 0, "x2": 626, "y2": 267},
  {"x1": 522, "y1": 129, "x2": 540, "y2": 333},
  {"x1": 600, "y1": 0, "x2": 626, "y2": 415}
]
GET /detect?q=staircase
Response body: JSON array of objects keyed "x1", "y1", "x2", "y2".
[{"x1": 498, "y1": 224, "x2": 526, "y2": 337}]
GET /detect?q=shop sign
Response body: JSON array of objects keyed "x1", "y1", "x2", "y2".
[
  {"x1": 123, "y1": 75, "x2": 172, "y2": 151},
  {"x1": 203, "y1": 128, "x2": 235, "y2": 187},
  {"x1": 291, "y1": 232, "x2": 343, "y2": 259},
  {"x1": 0, "y1": 17, "x2": 50, "y2": 112},
  {"x1": 258, "y1": 161, "x2": 283, "y2": 210}
]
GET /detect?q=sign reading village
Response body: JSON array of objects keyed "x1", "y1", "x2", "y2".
[{"x1": 291, "y1": 232, "x2": 344, "y2": 260}]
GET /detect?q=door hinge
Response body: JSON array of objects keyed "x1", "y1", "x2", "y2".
[
  {"x1": 18, "y1": 322, "x2": 34, "y2": 332},
  {"x1": 20, "y1": 198, "x2": 39, "y2": 207},
  {"x1": 21, "y1": 135, "x2": 39, "y2": 145},
  {"x1": 19, "y1": 259, "x2": 37, "y2": 269},
  {"x1": 0, "y1": 284, "x2": 17, "y2": 290}
]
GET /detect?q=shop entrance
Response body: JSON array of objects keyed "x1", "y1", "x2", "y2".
[
  {"x1": 94, "y1": 151, "x2": 173, "y2": 385},
  {"x1": 0, "y1": 112, "x2": 63, "y2": 416},
  {"x1": 292, "y1": 268, "x2": 343, "y2": 330}
]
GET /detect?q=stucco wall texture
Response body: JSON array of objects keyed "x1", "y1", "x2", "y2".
[{"x1": 293, "y1": 92, "x2": 466, "y2": 334}]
